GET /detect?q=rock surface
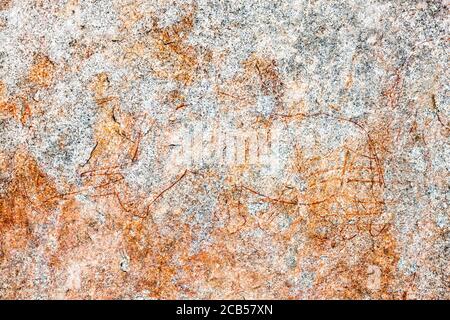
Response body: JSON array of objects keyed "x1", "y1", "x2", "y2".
[{"x1": 0, "y1": 0, "x2": 448, "y2": 299}]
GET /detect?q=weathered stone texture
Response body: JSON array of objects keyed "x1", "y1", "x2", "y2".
[{"x1": 0, "y1": 0, "x2": 448, "y2": 299}]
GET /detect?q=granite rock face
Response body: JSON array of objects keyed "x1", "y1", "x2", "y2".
[{"x1": 0, "y1": 0, "x2": 448, "y2": 299}]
